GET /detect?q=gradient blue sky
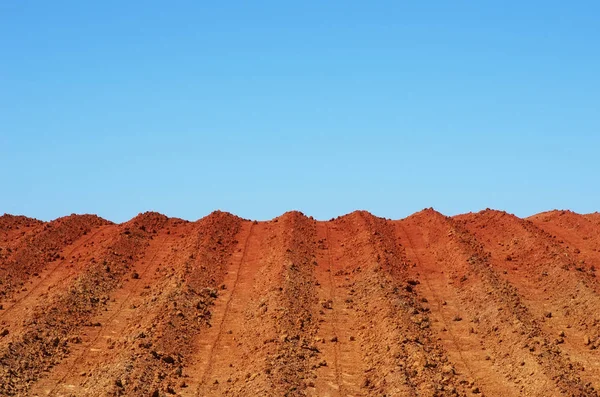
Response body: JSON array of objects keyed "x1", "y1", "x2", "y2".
[{"x1": 1, "y1": 1, "x2": 599, "y2": 222}]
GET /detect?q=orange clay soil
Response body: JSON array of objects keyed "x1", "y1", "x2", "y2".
[{"x1": 0, "y1": 209, "x2": 599, "y2": 397}]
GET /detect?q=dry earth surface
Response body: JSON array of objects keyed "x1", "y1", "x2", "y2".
[{"x1": 0, "y1": 209, "x2": 599, "y2": 396}]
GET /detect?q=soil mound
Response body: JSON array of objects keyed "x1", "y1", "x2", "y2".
[{"x1": 0, "y1": 209, "x2": 598, "y2": 396}]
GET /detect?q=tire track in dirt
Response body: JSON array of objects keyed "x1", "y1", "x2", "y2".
[
  {"x1": 111, "y1": 215, "x2": 244, "y2": 396},
  {"x1": 311, "y1": 221, "x2": 368, "y2": 396},
  {"x1": 324, "y1": 225, "x2": 341, "y2": 391},
  {"x1": 191, "y1": 213, "x2": 321, "y2": 397},
  {"x1": 30, "y1": 229, "x2": 174, "y2": 396},
  {"x1": 395, "y1": 220, "x2": 522, "y2": 396},
  {"x1": 189, "y1": 218, "x2": 291, "y2": 397},
  {"x1": 352, "y1": 212, "x2": 482, "y2": 396},
  {"x1": 311, "y1": 222, "x2": 341, "y2": 396},
  {"x1": 188, "y1": 221, "x2": 255, "y2": 396},
  {"x1": 333, "y1": 213, "x2": 417, "y2": 396}
]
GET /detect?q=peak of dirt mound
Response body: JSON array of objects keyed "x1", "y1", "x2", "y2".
[
  {"x1": 268, "y1": 210, "x2": 311, "y2": 224},
  {"x1": 54, "y1": 213, "x2": 113, "y2": 225},
  {"x1": 405, "y1": 207, "x2": 448, "y2": 222},
  {"x1": 0, "y1": 209, "x2": 599, "y2": 396},
  {"x1": 125, "y1": 211, "x2": 170, "y2": 230},
  {"x1": 202, "y1": 210, "x2": 244, "y2": 222},
  {"x1": 0, "y1": 214, "x2": 43, "y2": 230}
]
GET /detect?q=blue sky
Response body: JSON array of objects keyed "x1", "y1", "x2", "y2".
[{"x1": 1, "y1": 1, "x2": 599, "y2": 222}]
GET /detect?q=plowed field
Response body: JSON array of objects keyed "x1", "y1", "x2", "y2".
[{"x1": 1, "y1": 210, "x2": 599, "y2": 396}]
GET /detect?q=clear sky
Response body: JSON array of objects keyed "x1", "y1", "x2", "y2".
[{"x1": 1, "y1": 1, "x2": 599, "y2": 223}]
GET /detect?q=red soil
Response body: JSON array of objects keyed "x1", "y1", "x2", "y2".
[{"x1": 0, "y1": 209, "x2": 598, "y2": 397}]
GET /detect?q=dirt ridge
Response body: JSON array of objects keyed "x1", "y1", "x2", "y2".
[{"x1": 0, "y1": 209, "x2": 598, "y2": 397}]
